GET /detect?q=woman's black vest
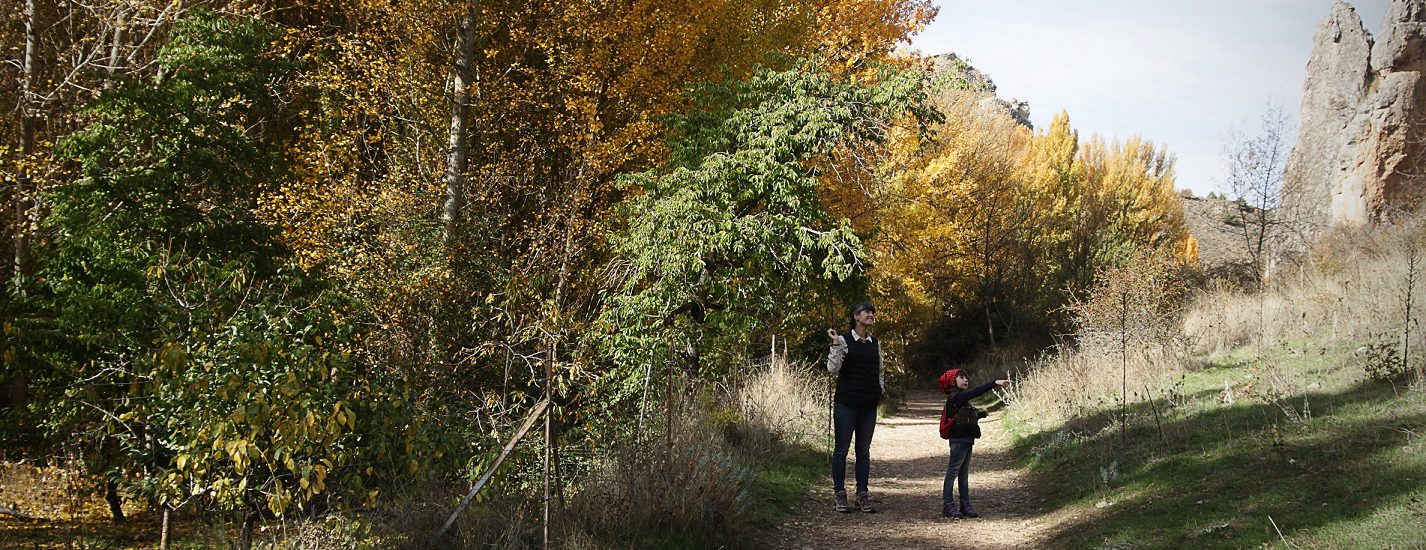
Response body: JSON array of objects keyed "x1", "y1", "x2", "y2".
[{"x1": 834, "y1": 332, "x2": 882, "y2": 407}]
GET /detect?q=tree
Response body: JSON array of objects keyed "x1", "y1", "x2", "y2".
[
  {"x1": 4, "y1": 0, "x2": 187, "y2": 285},
  {"x1": 14, "y1": 14, "x2": 419, "y2": 541},
  {"x1": 872, "y1": 91, "x2": 1196, "y2": 372},
  {"x1": 600, "y1": 62, "x2": 930, "y2": 392},
  {"x1": 442, "y1": 0, "x2": 480, "y2": 248},
  {"x1": 13, "y1": 0, "x2": 40, "y2": 279},
  {"x1": 1069, "y1": 247, "x2": 1187, "y2": 441},
  {"x1": 1223, "y1": 102, "x2": 1292, "y2": 284}
]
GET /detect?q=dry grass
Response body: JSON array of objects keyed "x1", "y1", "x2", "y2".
[
  {"x1": 1185, "y1": 222, "x2": 1424, "y2": 358},
  {"x1": 1009, "y1": 220, "x2": 1426, "y2": 426},
  {"x1": 1002, "y1": 342, "x2": 1189, "y2": 427},
  {"x1": 726, "y1": 354, "x2": 832, "y2": 453},
  {"x1": 561, "y1": 409, "x2": 754, "y2": 544},
  {"x1": 556, "y1": 354, "x2": 829, "y2": 548}
]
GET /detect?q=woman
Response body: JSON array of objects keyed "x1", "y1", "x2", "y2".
[{"x1": 825, "y1": 302, "x2": 884, "y2": 513}]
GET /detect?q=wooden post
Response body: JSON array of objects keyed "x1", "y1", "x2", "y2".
[
  {"x1": 1120, "y1": 290, "x2": 1128, "y2": 444},
  {"x1": 550, "y1": 343, "x2": 564, "y2": 507},
  {"x1": 553, "y1": 415, "x2": 565, "y2": 508},
  {"x1": 636, "y1": 360, "x2": 651, "y2": 442},
  {"x1": 543, "y1": 343, "x2": 553, "y2": 550},
  {"x1": 666, "y1": 340, "x2": 673, "y2": 448}
]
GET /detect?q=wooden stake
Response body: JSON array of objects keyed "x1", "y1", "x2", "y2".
[
  {"x1": 436, "y1": 397, "x2": 550, "y2": 541},
  {"x1": 1120, "y1": 291, "x2": 1128, "y2": 444},
  {"x1": 666, "y1": 340, "x2": 674, "y2": 448},
  {"x1": 1143, "y1": 383, "x2": 1166, "y2": 441},
  {"x1": 543, "y1": 343, "x2": 553, "y2": 550}
]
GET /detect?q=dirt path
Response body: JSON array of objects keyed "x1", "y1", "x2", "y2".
[{"x1": 777, "y1": 390, "x2": 1058, "y2": 549}]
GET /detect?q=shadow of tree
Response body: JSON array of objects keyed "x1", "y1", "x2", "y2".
[{"x1": 1013, "y1": 378, "x2": 1426, "y2": 548}]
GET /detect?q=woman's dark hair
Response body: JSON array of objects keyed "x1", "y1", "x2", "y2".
[{"x1": 847, "y1": 302, "x2": 875, "y2": 332}]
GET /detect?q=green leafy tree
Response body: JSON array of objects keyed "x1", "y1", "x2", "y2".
[
  {"x1": 5, "y1": 11, "x2": 417, "y2": 535},
  {"x1": 598, "y1": 63, "x2": 930, "y2": 398}
]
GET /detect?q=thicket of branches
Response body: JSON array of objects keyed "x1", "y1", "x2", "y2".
[
  {"x1": 0, "y1": 1, "x2": 1200, "y2": 545},
  {"x1": 0, "y1": 0, "x2": 940, "y2": 541}
]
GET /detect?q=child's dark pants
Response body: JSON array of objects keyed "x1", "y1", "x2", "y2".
[{"x1": 944, "y1": 441, "x2": 973, "y2": 505}]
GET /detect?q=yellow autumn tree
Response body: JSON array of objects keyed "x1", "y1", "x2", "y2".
[
  {"x1": 1078, "y1": 135, "x2": 1198, "y2": 265},
  {"x1": 251, "y1": 0, "x2": 947, "y2": 455},
  {"x1": 872, "y1": 88, "x2": 1035, "y2": 364},
  {"x1": 868, "y1": 87, "x2": 1197, "y2": 372}
]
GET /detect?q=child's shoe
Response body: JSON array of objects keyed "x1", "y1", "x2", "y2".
[
  {"x1": 942, "y1": 502, "x2": 962, "y2": 518},
  {"x1": 960, "y1": 501, "x2": 978, "y2": 518},
  {"x1": 856, "y1": 491, "x2": 876, "y2": 513},
  {"x1": 834, "y1": 491, "x2": 852, "y2": 513}
]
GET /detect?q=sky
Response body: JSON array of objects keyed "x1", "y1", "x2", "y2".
[{"x1": 910, "y1": 0, "x2": 1392, "y2": 196}]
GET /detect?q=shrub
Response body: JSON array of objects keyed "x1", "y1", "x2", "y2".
[{"x1": 557, "y1": 354, "x2": 827, "y2": 547}]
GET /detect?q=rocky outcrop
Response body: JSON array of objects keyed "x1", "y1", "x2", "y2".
[
  {"x1": 1281, "y1": 1, "x2": 1373, "y2": 227},
  {"x1": 1360, "y1": 0, "x2": 1426, "y2": 220},
  {"x1": 928, "y1": 53, "x2": 1033, "y2": 129},
  {"x1": 1283, "y1": 0, "x2": 1426, "y2": 231}
]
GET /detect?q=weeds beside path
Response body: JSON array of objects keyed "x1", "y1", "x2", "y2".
[{"x1": 776, "y1": 390, "x2": 1056, "y2": 549}]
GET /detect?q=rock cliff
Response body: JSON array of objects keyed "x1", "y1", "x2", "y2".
[
  {"x1": 928, "y1": 53, "x2": 1033, "y2": 129},
  {"x1": 1283, "y1": 0, "x2": 1426, "y2": 230}
]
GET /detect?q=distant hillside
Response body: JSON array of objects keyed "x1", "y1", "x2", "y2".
[{"x1": 1180, "y1": 195, "x2": 1254, "y2": 278}]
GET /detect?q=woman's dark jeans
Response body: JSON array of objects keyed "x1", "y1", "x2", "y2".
[
  {"x1": 831, "y1": 401, "x2": 878, "y2": 493},
  {"x1": 944, "y1": 441, "x2": 973, "y2": 505}
]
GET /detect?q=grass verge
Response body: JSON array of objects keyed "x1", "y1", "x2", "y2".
[{"x1": 1006, "y1": 341, "x2": 1426, "y2": 549}]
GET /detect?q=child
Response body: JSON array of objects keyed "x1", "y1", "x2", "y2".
[{"x1": 937, "y1": 368, "x2": 1010, "y2": 518}]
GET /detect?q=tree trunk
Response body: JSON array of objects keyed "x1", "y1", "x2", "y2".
[
  {"x1": 984, "y1": 301, "x2": 997, "y2": 347},
  {"x1": 442, "y1": 1, "x2": 480, "y2": 247},
  {"x1": 104, "y1": 480, "x2": 125, "y2": 523},
  {"x1": 107, "y1": 7, "x2": 128, "y2": 77},
  {"x1": 159, "y1": 507, "x2": 171, "y2": 549},
  {"x1": 15, "y1": 0, "x2": 40, "y2": 279}
]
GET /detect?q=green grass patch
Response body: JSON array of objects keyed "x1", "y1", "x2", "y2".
[
  {"x1": 744, "y1": 445, "x2": 825, "y2": 531},
  {"x1": 1009, "y1": 341, "x2": 1426, "y2": 549}
]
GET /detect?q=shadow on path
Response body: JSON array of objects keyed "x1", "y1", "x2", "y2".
[{"x1": 776, "y1": 390, "x2": 1055, "y2": 550}]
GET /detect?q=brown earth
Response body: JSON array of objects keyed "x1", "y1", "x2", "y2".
[{"x1": 775, "y1": 390, "x2": 1067, "y2": 549}]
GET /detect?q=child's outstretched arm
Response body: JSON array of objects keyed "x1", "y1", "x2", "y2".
[{"x1": 951, "y1": 379, "x2": 1012, "y2": 406}]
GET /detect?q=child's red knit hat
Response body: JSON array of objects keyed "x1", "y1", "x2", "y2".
[{"x1": 937, "y1": 368, "x2": 965, "y2": 394}]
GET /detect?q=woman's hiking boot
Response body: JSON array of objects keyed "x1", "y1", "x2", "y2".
[
  {"x1": 834, "y1": 491, "x2": 853, "y2": 513},
  {"x1": 960, "y1": 501, "x2": 978, "y2": 518},
  {"x1": 856, "y1": 492, "x2": 876, "y2": 513},
  {"x1": 942, "y1": 502, "x2": 962, "y2": 518}
]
